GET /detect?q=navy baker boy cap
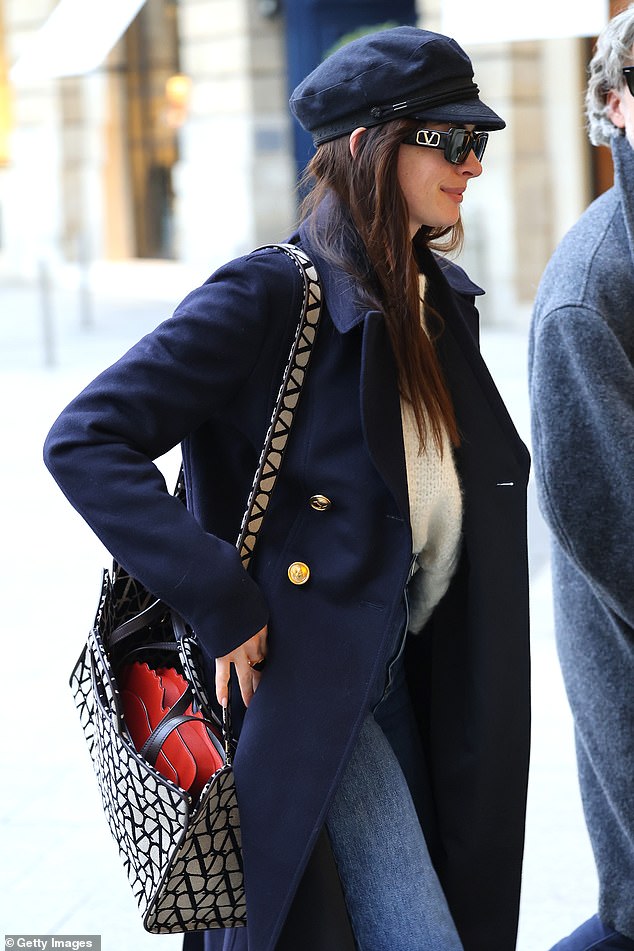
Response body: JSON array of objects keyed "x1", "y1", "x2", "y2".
[{"x1": 290, "y1": 26, "x2": 505, "y2": 145}]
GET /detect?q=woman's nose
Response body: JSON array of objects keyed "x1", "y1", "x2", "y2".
[{"x1": 461, "y1": 148, "x2": 483, "y2": 178}]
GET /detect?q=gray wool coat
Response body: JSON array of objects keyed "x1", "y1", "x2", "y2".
[{"x1": 528, "y1": 131, "x2": 634, "y2": 937}]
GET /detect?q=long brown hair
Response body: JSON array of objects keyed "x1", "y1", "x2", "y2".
[{"x1": 299, "y1": 118, "x2": 462, "y2": 453}]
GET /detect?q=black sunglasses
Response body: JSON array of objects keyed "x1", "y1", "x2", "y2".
[
  {"x1": 401, "y1": 127, "x2": 489, "y2": 165},
  {"x1": 623, "y1": 66, "x2": 634, "y2": 96}
]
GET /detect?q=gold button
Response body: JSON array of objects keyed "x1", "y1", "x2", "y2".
[
  {"x1": 309, "y1": 494, "x2": 332, "y2": 511},
  {"x1": 288, "y1": 562, "x2": 310, "y2": 585}
]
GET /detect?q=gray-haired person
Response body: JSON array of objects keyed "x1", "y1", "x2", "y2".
[{"x1": 529, "y1": 6, "x2": 634, "y2": 950}]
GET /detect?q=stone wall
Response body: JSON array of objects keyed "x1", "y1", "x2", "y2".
[
  {"x1": 418, "y1": 0, "x2": 591, "y2": 327},
  {"x1": 174, "y1": 0, "x2": 295, "y2": 273},
  {"x1": 1, "y1": 0, "x2": 61, "y2": 277},
  {"x1": 0, "y1": 0, "x2": 593, "y2": 328}
]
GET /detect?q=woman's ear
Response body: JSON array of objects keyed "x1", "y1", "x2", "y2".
[
  {"x1": 349, "y1": 127, "x2": 367, "y2": 158},
  {"x1": 606, "y1": 89, "x2": 626, "y2": 129}
]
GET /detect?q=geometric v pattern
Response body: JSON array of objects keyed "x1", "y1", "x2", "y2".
[
  {"x1": 68, "y1": 245, "x2": 322, "y2": 934},
  {"x1": 69, "y1": 570, "x2": 246, "y2": 933},
  {"x1": 237, "y1": 244, "x2": 323, "y2": 568}
]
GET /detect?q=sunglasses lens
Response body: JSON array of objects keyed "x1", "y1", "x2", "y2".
[
  {"x1": 446, "y1": 129, "x2": 488, "y2": 164},
  {"x1": 446, "y1": 129, "x2": 470, "y2": 163},
  {"x1": 473, "y1": 132, "x2": 488, "y2": 161}
]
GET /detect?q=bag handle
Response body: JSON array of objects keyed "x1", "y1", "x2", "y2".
[
  {"x1": 139, "y1": 685, "x2": 224, "y2": 767},
  {"x1": 235, "y1": 244, "x2": 322, "y2": 567}
]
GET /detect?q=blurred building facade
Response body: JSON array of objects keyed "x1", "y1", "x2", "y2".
[{"x1": 0, "y1": 0, "x2": 626, "y2": 325}]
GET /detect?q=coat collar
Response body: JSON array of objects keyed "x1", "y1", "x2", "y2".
[
  {"x1": 612, "y1": 132, "x2": 634, "y2": 268},
  {"x1": 296, "y1": 214, "x2": 372, "y2": 333},
  {"x1": 296, "y1": 209, "x2": 485, "y2": 334}
]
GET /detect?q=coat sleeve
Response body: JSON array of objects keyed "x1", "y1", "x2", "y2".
[
  {"x1": 43, "y1": 251, "x2": 297, "y2": 660},
  {"x1": 529, "y1": 302, "x2": 634, "y2": 628}
]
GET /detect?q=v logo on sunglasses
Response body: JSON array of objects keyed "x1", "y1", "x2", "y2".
[{"x1": 416, "y1": 130, "x2": 442, "y2": 147}]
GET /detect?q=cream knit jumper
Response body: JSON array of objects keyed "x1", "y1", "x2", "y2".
[{"x1": 403, "y1": 276, "x2": 463, "y2": 633}]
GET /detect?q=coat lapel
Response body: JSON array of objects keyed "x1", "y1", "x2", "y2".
[
  {"x1": 359, "y1": 310, "x2": 411, "y2": 524},
  {"x1": 356, "y1": 249, "x2": 528, "y2": 527},
  {"x1": 417, "y1": 243, "x2": 529, "y2": 471},
  {"x1": 297, "y1": 220, "x2": 528, "y2": 530},
  {"x1": 297, "y1": 218, "x2": 411, "y2": 523}
]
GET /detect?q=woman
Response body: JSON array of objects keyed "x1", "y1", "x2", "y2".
[{"x1": 44, "y1": 26, "x2": 530, "y2": 951}]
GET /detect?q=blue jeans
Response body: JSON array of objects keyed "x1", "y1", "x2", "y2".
[
  {"x1": 549, "y1": 915, "x2": 634, "y2": 950},
  {"x1": 326, "y1": 644, "x2": 464, "y2": 951}
]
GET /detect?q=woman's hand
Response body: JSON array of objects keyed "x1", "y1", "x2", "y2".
[{"x1": 215, "y1": 625, "x2": 268, "y2": 709}]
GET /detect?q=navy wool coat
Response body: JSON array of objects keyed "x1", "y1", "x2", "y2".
[{"x1": 44, "y1": 219, "x2": 531, "y2": 951}]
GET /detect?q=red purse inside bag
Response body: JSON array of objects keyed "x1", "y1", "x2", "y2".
[{"x1": 120, "y1": 662, "x2": 224, "y2": 799}]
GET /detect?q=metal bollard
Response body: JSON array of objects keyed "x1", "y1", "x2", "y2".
[
  {"x1": 78, "y1": 231, "x2": 93, "y2": 330},
  {"x1": 38, "y1": 256, "x2": 55, "y2": 367}
]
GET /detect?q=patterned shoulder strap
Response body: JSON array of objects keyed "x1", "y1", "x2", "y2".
[{"x1": 236, "y1": 244, "x2": 322, "y2": 568}]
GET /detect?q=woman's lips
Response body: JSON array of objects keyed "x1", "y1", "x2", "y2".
[{"x1": 442, "y1": 188, "x2": 465, "y2": 203}]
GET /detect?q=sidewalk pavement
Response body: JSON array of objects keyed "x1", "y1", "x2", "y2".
[{"x1": 0, "y1": 264, "x2": 597, "y2": 949}]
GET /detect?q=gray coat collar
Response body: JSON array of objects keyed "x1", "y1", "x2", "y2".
[{"x1": 612, "y1": 132, "x2": 634, "y2": 268}]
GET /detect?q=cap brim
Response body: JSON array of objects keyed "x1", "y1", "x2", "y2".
[{"x1": 412, "y1": 98, "x2": 505, "y2": 131}]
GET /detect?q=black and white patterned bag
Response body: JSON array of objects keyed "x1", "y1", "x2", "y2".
[{"x1": 69, "y1": 245, "x2": 322, "y2": 934}]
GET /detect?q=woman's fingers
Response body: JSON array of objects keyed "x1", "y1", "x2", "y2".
[
  {"x1": 214, "y1": 625, "x2": 268, "y2": 708},
  {"x1": 248, "y1": 626, "x2": 268, "y2": 667},
  {"x1": 235, "y1": 658, "x2": 261, "y2": 708},
  {"x1": 215, "y1": 656, "x2": 231, "y2": 709}
]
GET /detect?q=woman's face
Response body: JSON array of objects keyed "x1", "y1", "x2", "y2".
[{"x1": 396, "y1": 122, "x2": 483, "y2": 237}]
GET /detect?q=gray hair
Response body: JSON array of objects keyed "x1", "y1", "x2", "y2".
[{"x1": 585, "y1": 3, "x2": 634, "y2": 145}]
